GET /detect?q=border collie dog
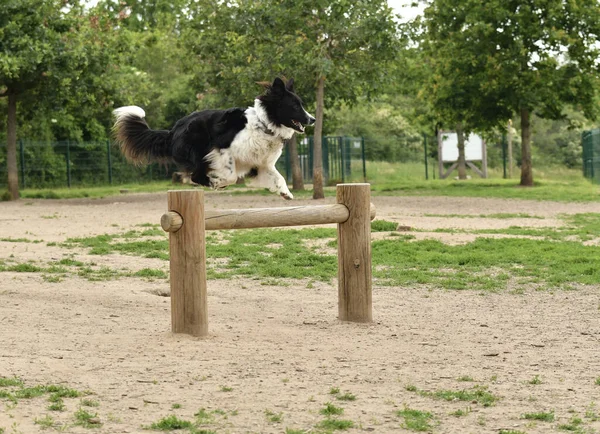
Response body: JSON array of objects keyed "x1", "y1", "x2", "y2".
[{"x1": 112, "y1": 77, "x2": 315, "y2": 200}]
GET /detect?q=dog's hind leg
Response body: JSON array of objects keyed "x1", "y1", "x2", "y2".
[
  {"x1": 205, "y1": 148, "x2": 238, "y2": 190},
  {"x1": 246, "y1": 166, "x2": 293, "y2": 200}
]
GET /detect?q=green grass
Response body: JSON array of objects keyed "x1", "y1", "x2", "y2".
[
  {"x1": 147, "y1": 415, "x2": 193, "y2": 431},
  {"x1": 0, "y1": 377, "x2": 23, "y2": 387},
  {"x1": 265, "y1": 409, "x2": 283, "y2": 423},
  {"x1": 499, "y1": 430, "x2": 528, "y2": 434},
  {"x1": 425, "y1": 212, "x2": 544, "y2": 219},
  {"x1": 34, "y1": 415, "x2": 55, "y2": 429},
  {"x1": 194, "y1": 408, "x2": 214, "y2": 425},
  {"x1": 81, "y1": 398, "x2": 100, "y2": 407},
  {"x1": 74, "y1": 408, "x2": 101, "y2": 428},
  {"x1": 408, "y1": 385, "x2": 497, "y2": 407},
  {"x1": 595, "y1": 377, "x2": 600, "y2": 386},
  {"x1": 371, "y1": 220, "x2": 398, "y2": 232},
  {"x1": 361, "y1": 161, "x2": 600, "y2": 202},
  {"x1": 50, "y1": 219, "x2": 600, "y2": 291},
  {"x1": 558, "y1": 416, "x2": 585, "y2": 432},
  {"x1": 396, "y1": 407, "x2": 435, "y2": 432},
  {"x1": 336, "y1": 392, "x2": 356, "y2": 402},
  {"x1": 522, "y1": 411, "x2": 554, "y2": 422},
  {"x1": 528, "y1": 375, "x2": 542, "y2": 385},
  {"x1": 449, "y1": 407, "x2": 471, "y2": 417},
  {"x1": 316, "y1": 418, "x2": 354, "y2": 431},
  {"x1": 320, "y1": 402, "x2": 344, "y2": 416}
]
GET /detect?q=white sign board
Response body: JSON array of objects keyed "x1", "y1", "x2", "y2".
[{"x1": 439, "y1": 132, "x2": 484, "y2": 162}]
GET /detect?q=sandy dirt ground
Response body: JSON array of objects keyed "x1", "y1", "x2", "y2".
[{"x1": 1, "y1": 191, "x2": 600, "y2": 434}]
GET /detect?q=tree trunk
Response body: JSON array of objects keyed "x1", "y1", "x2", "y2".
[
  {"x1": 312, "y1": 75, "x2": 325, "y2": 199},
  {"x1": 520, "y1": 108, "x2": 533, "y2": 186},
  {"x1": 288, "y1": 134, "x2": 304, "y2": 191},
  {"x1": 6, "y1": 92, "x2": 19, "y2": 200},
  {"x1": 456, "y1": 122, "x2": 467, "y2": 180}
]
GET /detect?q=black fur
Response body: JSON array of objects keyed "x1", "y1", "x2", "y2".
[{"x1": 168, "y1": 108, "x2": 247, "y2": 186}]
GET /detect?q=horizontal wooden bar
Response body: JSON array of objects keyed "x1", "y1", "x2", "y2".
[{"x1": 161, "y1": 203, "x2": 376, "y2": 232}]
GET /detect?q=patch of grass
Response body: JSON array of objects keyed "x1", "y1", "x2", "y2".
[
  {"x1": 81, "y1": 398, "x2": 99, "y2": 407},
  {"x1": 396, "y1": 407, "x2": 434, "y2": 432},
  {"x1": 171, "y1": 403, "x2": 181, "y2": 409},
  {"x1": 558, "y1": 416, "x2": 584, "y2": 432},
  {"x1": 0, "y1": 377, "x2": 23, "y2": 387},
  {"x1": 320, "y1": 402, "x2": 344, "y2": 416},
  {"x1": 368, "y1": 162, "x2": 600, "y2": 202},
  {"x1": 219, "y1": 385, "x2": 233, "y2": 392},
  {"x1": 316, "y1": 418, "x2": 354, "y2": 431},
  {"x1": 522, "y1": 411, "x2": 554, "y2": 422},
  {"x1": 285, "y1": 429, "x2": 306, "y2": 434},
  {"x1": 405, "y1": 384, "x2": 418, "y2": 392},
  {"x1": 147, "y1": 415, "x2": 193, "y2": 431},
  {"x1": 457, "y1": 375, "x2": 474, "y2": 382},
  {"x1": 34, "y1": 415, "x2": 55, "y2": 429},
  {"x1": 425, "y1": 212, "x2": 544, "y2": 219},
  {"x1": 0, "y1": 237, "x2": 35, "y2": 243},
  {"x1": 415, "y1": 385, "x2": 497, "y2": 407},
  {"x1": 329, "y1": 387, "x2": 340, "y2": 395},
  {"x1": 449, "y1": 407, "x2": 471, "y2": 417},
  {"x1": 48, "y1": 400, "x2": 65, "y2": 412},
  {"x1": 528, "y1": 375, "x2": 542, "y2": 385},
  {"x1": 499, "y1": 430, "x2": 528, "y2": 434},
  {"x1": 194, "y1": 408, "x2": 214, "y2": 425},
  {"x1": 595, "y1": 377, "x2": 600, "y2": 386},
  {"x1": 372, "y1": 235, "x2": 600, "y2": 290},
  {"x1": 133, "y1": 268, "x2": 167, "y2": 279},
  {"x1": 371, "y1": 220, "x2": 398, "y2": 232},
  {"x1": 74, "y1": 408, "x2": 101, "y2": 428},
  {"x1": 265, "y1": 409, "x2": 283, "y2": 423},
  {"x1": 336, "y1": 392, "x2": 356, "y2": 402},
  {"x1": 4, "y1": 263, "x2": 43, "y2": 273}
]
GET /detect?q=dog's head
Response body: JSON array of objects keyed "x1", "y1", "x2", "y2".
[{"x1": 258, "y1": 77, "x2": 315, "y2": 134}]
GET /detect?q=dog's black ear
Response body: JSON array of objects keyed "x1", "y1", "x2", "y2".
[
  {"x1": 285, "y1": 78, "x2": 295, "y2": 92},
  {"x1": 272, "y1": 77, "x2": 286, "y2": 94}
]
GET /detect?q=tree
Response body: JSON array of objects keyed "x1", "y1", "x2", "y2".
[
  {"x1": 418, "y1": 2, "x2": 511, "y2": 179},
  {"x1": 0, "y1": 0, "x2": 139, "y2": 198},
  {"x1": 0, "y1": 0, "x2": 76, "y2": 199},
  {"x1": 185, "y1": 0, "x2": 399, "y2": 198},
  {"x1": 420, "y1": 0, "x2": 600, "y2": 186}
]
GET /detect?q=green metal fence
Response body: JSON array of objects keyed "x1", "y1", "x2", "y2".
[
  {"x1": 278, "y1": 136, "x2": 366, "y2": 185},
  {"x1": 0, "y1": 136, "x2": 365, "y2": 189},
  {"x1": 582, "y1": 129, "x2": 600, "y2": 183}
]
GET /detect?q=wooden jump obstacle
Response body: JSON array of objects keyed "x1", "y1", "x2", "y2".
[{"x1": 160, "y1": 183, "x2": 375, "y2": 337}]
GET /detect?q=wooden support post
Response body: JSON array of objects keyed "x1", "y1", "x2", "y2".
[
  {"x1": 167, "y1": 190, "x2": 208, "y2": 337},
  {"x1": 336, "y1": 184, "x2": 372, "y2": 322}
]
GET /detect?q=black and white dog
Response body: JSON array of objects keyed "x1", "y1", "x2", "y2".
[{"x1": 112, "y1": 77, "x2": 315, "y2": 200}]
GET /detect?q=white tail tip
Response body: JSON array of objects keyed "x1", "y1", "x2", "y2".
[{"x1": 113, "y1": 105, "x2": 146, "y2": 120}]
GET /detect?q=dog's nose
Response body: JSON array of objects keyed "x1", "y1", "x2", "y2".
[{"x1": 308, "y1": 115, "x2": 316, "y2": 125}]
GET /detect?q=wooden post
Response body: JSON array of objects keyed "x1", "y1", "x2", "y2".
[
  {"x1": 336, "y1": 184, "x2": 372, "y2": 322},
  {"x1": 167, "y1": 190, "x2": 208, "y2": 337}
]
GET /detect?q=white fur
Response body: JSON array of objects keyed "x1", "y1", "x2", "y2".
[
  {"x1": 204, "y1": 99, "x2": 294, "y2": 199},
  {"x1": 113, "y1": 105, "x2": 146, "y2": 120}
]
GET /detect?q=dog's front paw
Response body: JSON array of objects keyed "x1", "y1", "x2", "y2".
[{"x1": 280, "y1": 191, "x2": 293, "y2": 200}]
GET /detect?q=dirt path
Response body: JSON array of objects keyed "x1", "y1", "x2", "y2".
[{"x1": 1, "y1": 191, "x2": 599, "y2": 433}]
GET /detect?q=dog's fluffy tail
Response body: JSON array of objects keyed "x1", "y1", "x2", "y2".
[{"x1": 112, "y1": 106, "x2": 172, "y2": 165}]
